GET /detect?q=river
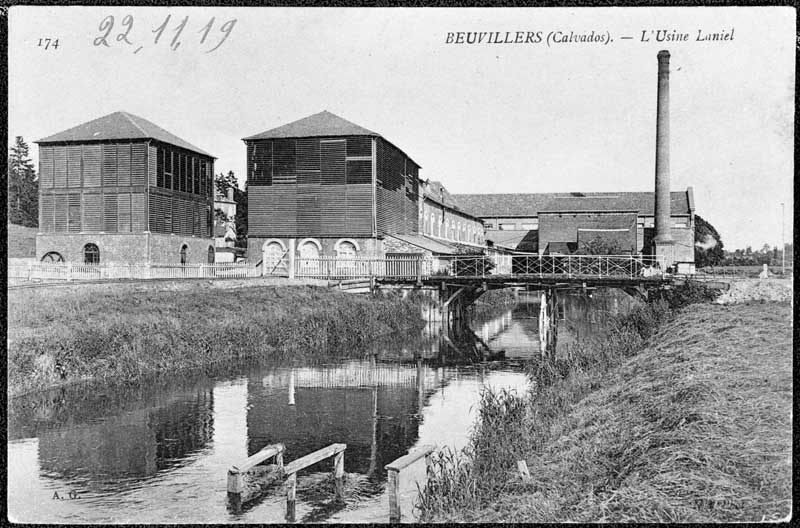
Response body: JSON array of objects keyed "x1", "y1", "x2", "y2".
[{"x1": 7, "y1": 288, "x2": 635, "y2": 524}]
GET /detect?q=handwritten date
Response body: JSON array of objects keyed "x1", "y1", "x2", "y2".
[{"x1": 94, "y1": 14, "x2": 236, "y2": 53}]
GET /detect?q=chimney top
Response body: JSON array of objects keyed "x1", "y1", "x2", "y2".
[{"x1": 658, "y1": 50, "x2": 670, "y2": 58}]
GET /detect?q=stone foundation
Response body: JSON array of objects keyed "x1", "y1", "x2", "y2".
[{"x1": 36, "y1": 233, "x2": 215, "y2": 265}]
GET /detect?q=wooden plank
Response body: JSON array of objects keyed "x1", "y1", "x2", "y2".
[
  {"x1": 283, "y1": 443, "x2": 346, "y2": 475},
  {"x1": 385, "y1": 444, "x2": 436, "y2": 472},
  {"x1": 231, "y1": 443, "x2": 285, "y2": 475}
]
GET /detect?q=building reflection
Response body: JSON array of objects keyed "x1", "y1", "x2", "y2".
[
  {"x1": 11, "y1": 379, "x2": 215, "y2": 487},
  {"x1": 245, "y1": 360, "x2": 460, "y2": 480}
]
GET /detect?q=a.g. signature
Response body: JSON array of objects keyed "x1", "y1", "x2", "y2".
[{"x1": 52, "y1": 490, "x2": 81, "y2": 500}]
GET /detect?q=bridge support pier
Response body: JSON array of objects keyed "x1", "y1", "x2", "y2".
[{"x1": 539, "y1": 288, "x2": 558, "y2": 365}]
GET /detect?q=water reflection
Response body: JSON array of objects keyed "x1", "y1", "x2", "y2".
[{"x1": 7, "y1": 288, "x2": 634, "y2": 523}]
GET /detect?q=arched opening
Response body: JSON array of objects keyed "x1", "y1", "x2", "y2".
[
  {"x1": 83, "y1": 243, "x2": 100, "y2": 264},
  {"x1": 335, "y1": 240, "x2": 358, "y2": 258},
  {"x1": 207, "y1": 246, "x2": 215, "y2": 264},
  {"x1": 263, "y1": 241, "x2": 287, "y2": 274},
  {"x1": 298, "y1": 240, "x2": 321, "y2": 275},
  {"x1": 41, "y1": 252, "x2": 64, "y2": 263},
  {"x1": 180, "y1": 244, "x2": 188, "y2": 265}
]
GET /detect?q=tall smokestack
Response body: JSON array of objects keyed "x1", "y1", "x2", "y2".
[{"x1": 653, "y1": 50, "x2": 674, "y2": 248}]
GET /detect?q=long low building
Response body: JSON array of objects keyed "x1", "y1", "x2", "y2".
[{"x1": 453, "y1": 188, "x2": 696, "y2": 265}]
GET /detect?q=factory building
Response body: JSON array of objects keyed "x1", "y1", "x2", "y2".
[
  {"x1": 243, "y1": 111, "x2": 484, "y2": 267},
  {"x1": 35, "y1": 111, "x2": 216, "y2": 264}
]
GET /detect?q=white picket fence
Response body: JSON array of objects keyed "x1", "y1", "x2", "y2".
[{"x1": 8, "y1": 262, "x2": 261, "y2": 282}]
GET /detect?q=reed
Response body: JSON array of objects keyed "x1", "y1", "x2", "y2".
[{"x1": 417, "y1": 287, "x2": 790, "y2": 522}]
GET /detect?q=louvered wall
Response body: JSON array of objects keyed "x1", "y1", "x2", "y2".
[
  {"x1": 247, "y1": 136, "x2": 378, "y2": 238},
  {"x1": 37, "y1": 141, "x2": 210, "y2": 236},
  {"x1": 376, "y1": 138, "x2": 419, "y2": 236}
]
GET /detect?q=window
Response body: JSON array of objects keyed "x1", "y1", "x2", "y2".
[
  {"x1": 83, "y1": 243, "x2": 100, "y2": 264},
  {"x1": 637, "y1": 219, "x2": 645, "y2": 229},
  {"x1": 208, "y1": 246, "x2": 215, "y2": 264},
  {"x1": 499, "y1": 223, "x2": 516, "y2": 230},
  {"x1": 299, "y1": 242, "x2": 320, "y2": 259},
  {"x1": 484, "y1": 222, "x2": 495, "y2": 230},
  {"x1": 336, "y1": 241, "x2": 357, "y2": 259},
  {"x1": 41, "y1": 251, "x2": 64, "y2": 263},
  {"x1": 180, "y1": 244, "x2": 188, "y2": 265},
  {"x1": 673, "y1": 219, "x2": 688, "y2": 228},
  {"x1": 521, "y1": 221, "x2": 538, "y2": 230}
]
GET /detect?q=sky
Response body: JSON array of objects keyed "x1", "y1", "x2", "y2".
[{"x1": 8, "y1": 6, "x2": 795, "y2": 250}]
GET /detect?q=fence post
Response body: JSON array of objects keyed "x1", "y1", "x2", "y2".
[
  {"x1": 27, "y1": 262, "x2": 32, "y2": 281},
  {"x1": 288, "y1": 238, "x2": 296, "y2": 280},
  {"x1": 387, "y1": 467, "x2": 400, "y2": 522},
  {"x1": 333, "y1": 450, "x2": 345, "y2": 502},
  {"x1": 66, "y1": 262, "x2": 73, "y2": 281},
  {"x1": 286, "y1": 472, "x2": 297, "y2": 522}
]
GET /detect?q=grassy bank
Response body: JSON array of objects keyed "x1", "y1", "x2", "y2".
[
  {"x1": 7, "y1": 283, "x2": 425, "y2": 397},
  {"x1": 418, "y1": 287, "x2": 792, "y2": 522}
]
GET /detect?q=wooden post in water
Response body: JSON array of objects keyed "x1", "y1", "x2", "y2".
[
  {"x1": 385, "y1": 445, "x2": 437, "y2": 523},
  {"x1": 286, "y1": 472, "x2": 297, "y2": 522},
  {"x1": 333, "y1": 450, "x2": 345, "y2": 502},
  {"x1": 387, "y1": 467, "x2": 400, "y2": 522}
]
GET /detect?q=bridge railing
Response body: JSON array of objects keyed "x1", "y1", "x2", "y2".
[{"x1": 291, "y1": 254, "x2": 667, "y2": 280}]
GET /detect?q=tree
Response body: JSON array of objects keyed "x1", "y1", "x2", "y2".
[
  {"x1": 215, "y1": 170, "x2": 239, "y2": 196},
  {"x1": 233, "y1": 185, "x2": 248, "y2": 248},
  {"x1": 7, "y1": 136, "x2": 39, "y2": 227},
  {"x1": 694, "y1": 214, "x2": 724, "y2": 267}
]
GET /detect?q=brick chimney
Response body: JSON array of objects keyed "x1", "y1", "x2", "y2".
[{"x1": 653, "y1": 50, "x2": 675, "y2": 265}]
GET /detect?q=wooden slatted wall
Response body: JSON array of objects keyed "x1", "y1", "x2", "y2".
[
  {"x1": 247, "y1": 136, "x2": 377, "y2": 238},
  {"x1": 117, "y1": 144, "x2": 131, "y2": 187},
  {"x1": 83, "y1": 192, "x2": 102, "y2": 231},
  {"x1": 54, "y1": 147, "x2": 67, "y2": 188},
  {"x1": 54, "y1": 193, "x2": 67, "y2": 231},
  {"x1": 117, "y1": 193, "x2": 131, "y2": 232},
  {"x1": 102, "y1": 144, "x2": 117, "y2": 186},
  {"x1": 40, "y1": 194, "x2": 54, "y2": 231},
  {"x1": 103, "y1": 194, "x2": 117, "y2": 232},
  {"x1": 68, "y1": 193, "x2": 81, "y2": 233},
  {"x1": 39, "y1": 146, "x2": 54, "y2": 189},
  {"x1": 376, "y1": 138, "x2": 419, "y2": 236},
  {"x1": 83, "y1": 145, "x2": 101, "y2": 187},
  {"x1": 67, "y1": 146, "x2": 82, "y2": 187},
  {"x1": 148, "y1": 144, "x2": 157, "y2": 187},
  {"x1": 132, "y1": 144, "x2": 147, "y2": 186},
  {"x1": 132, "y1": 193, "x2": 146, "y2": 232}
]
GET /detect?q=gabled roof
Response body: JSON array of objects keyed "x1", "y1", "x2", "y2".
[
  {"x1": 422, "y1": 180, "x2": 462, "y2": 210},
  {"x1": 242, "y1": 110, "x2": 379, "y2": 141},
  {"x1": 36, "y1": 111, "x2": 214, "y2": 157},
  {"x1": 453, "y1": 191, "x2": 692, "y2": 217}
]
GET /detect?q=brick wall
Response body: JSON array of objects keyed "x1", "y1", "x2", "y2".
[
  {"x1": 247, "y1": 236, "x2": 383, "y2": 262},
  {"x1": 36, "y1": 233, "x2": 214, "y2": 264},
  {"x1": 148, "y1": 233, "x2": 215, "y2": 264}
]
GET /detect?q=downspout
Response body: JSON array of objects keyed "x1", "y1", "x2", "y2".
[{"x1": 371, "y1": 137, "x2": 378, "y2": 239}]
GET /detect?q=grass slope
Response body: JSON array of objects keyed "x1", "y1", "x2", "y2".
[
  {"x1": 420, "y1": 301, "x2": 792, "y2": 523},
  {"x1": 7, "y1": 284, "x2": 425, "y2": 397}
]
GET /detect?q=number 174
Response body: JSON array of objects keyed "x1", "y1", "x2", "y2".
[{"x1": 38, "y1": 38, "x2": 59, "y2": 50}]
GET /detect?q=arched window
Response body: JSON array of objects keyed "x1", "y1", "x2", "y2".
[
  {"x1": 336, "y1": 241, "x2": 357, "y2": 259},
  {"x1": 180, "y1": 244, "x2": 188, "y2": 265},
  {"x1": 207, "y1": 246, "x2": 215, "y2": 264},
  {"x1": 83, "y1": 243, "x2": 100, "y2": 264},
  {"x1": 41, "y1": 252, "x2": 64, "y2": 263},
  {"x1": 298, "y1": 241, "x2": 320, "y2": 259}
]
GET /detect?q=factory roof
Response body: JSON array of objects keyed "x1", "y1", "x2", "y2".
[
  {"x1": 36, "y1": 111, "x2": 214, "y2": 157},
  {"x1": 243, "y1": 110, "x2": 421, "y2": 168},
  {"x1": 453, "y1": 190, "x2": 693, "y2": 218}
]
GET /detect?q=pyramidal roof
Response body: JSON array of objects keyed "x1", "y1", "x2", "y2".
[
  {"x1": 243, "y1": 110, "x2": 380, "y2": 141},
  {"x1": 36, "y1": 111, "x2": 214, "y2": 157}
]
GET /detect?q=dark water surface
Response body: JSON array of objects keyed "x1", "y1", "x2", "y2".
[{"x1": 7, "y1": 289, "x2": 634, "y2": 524}]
